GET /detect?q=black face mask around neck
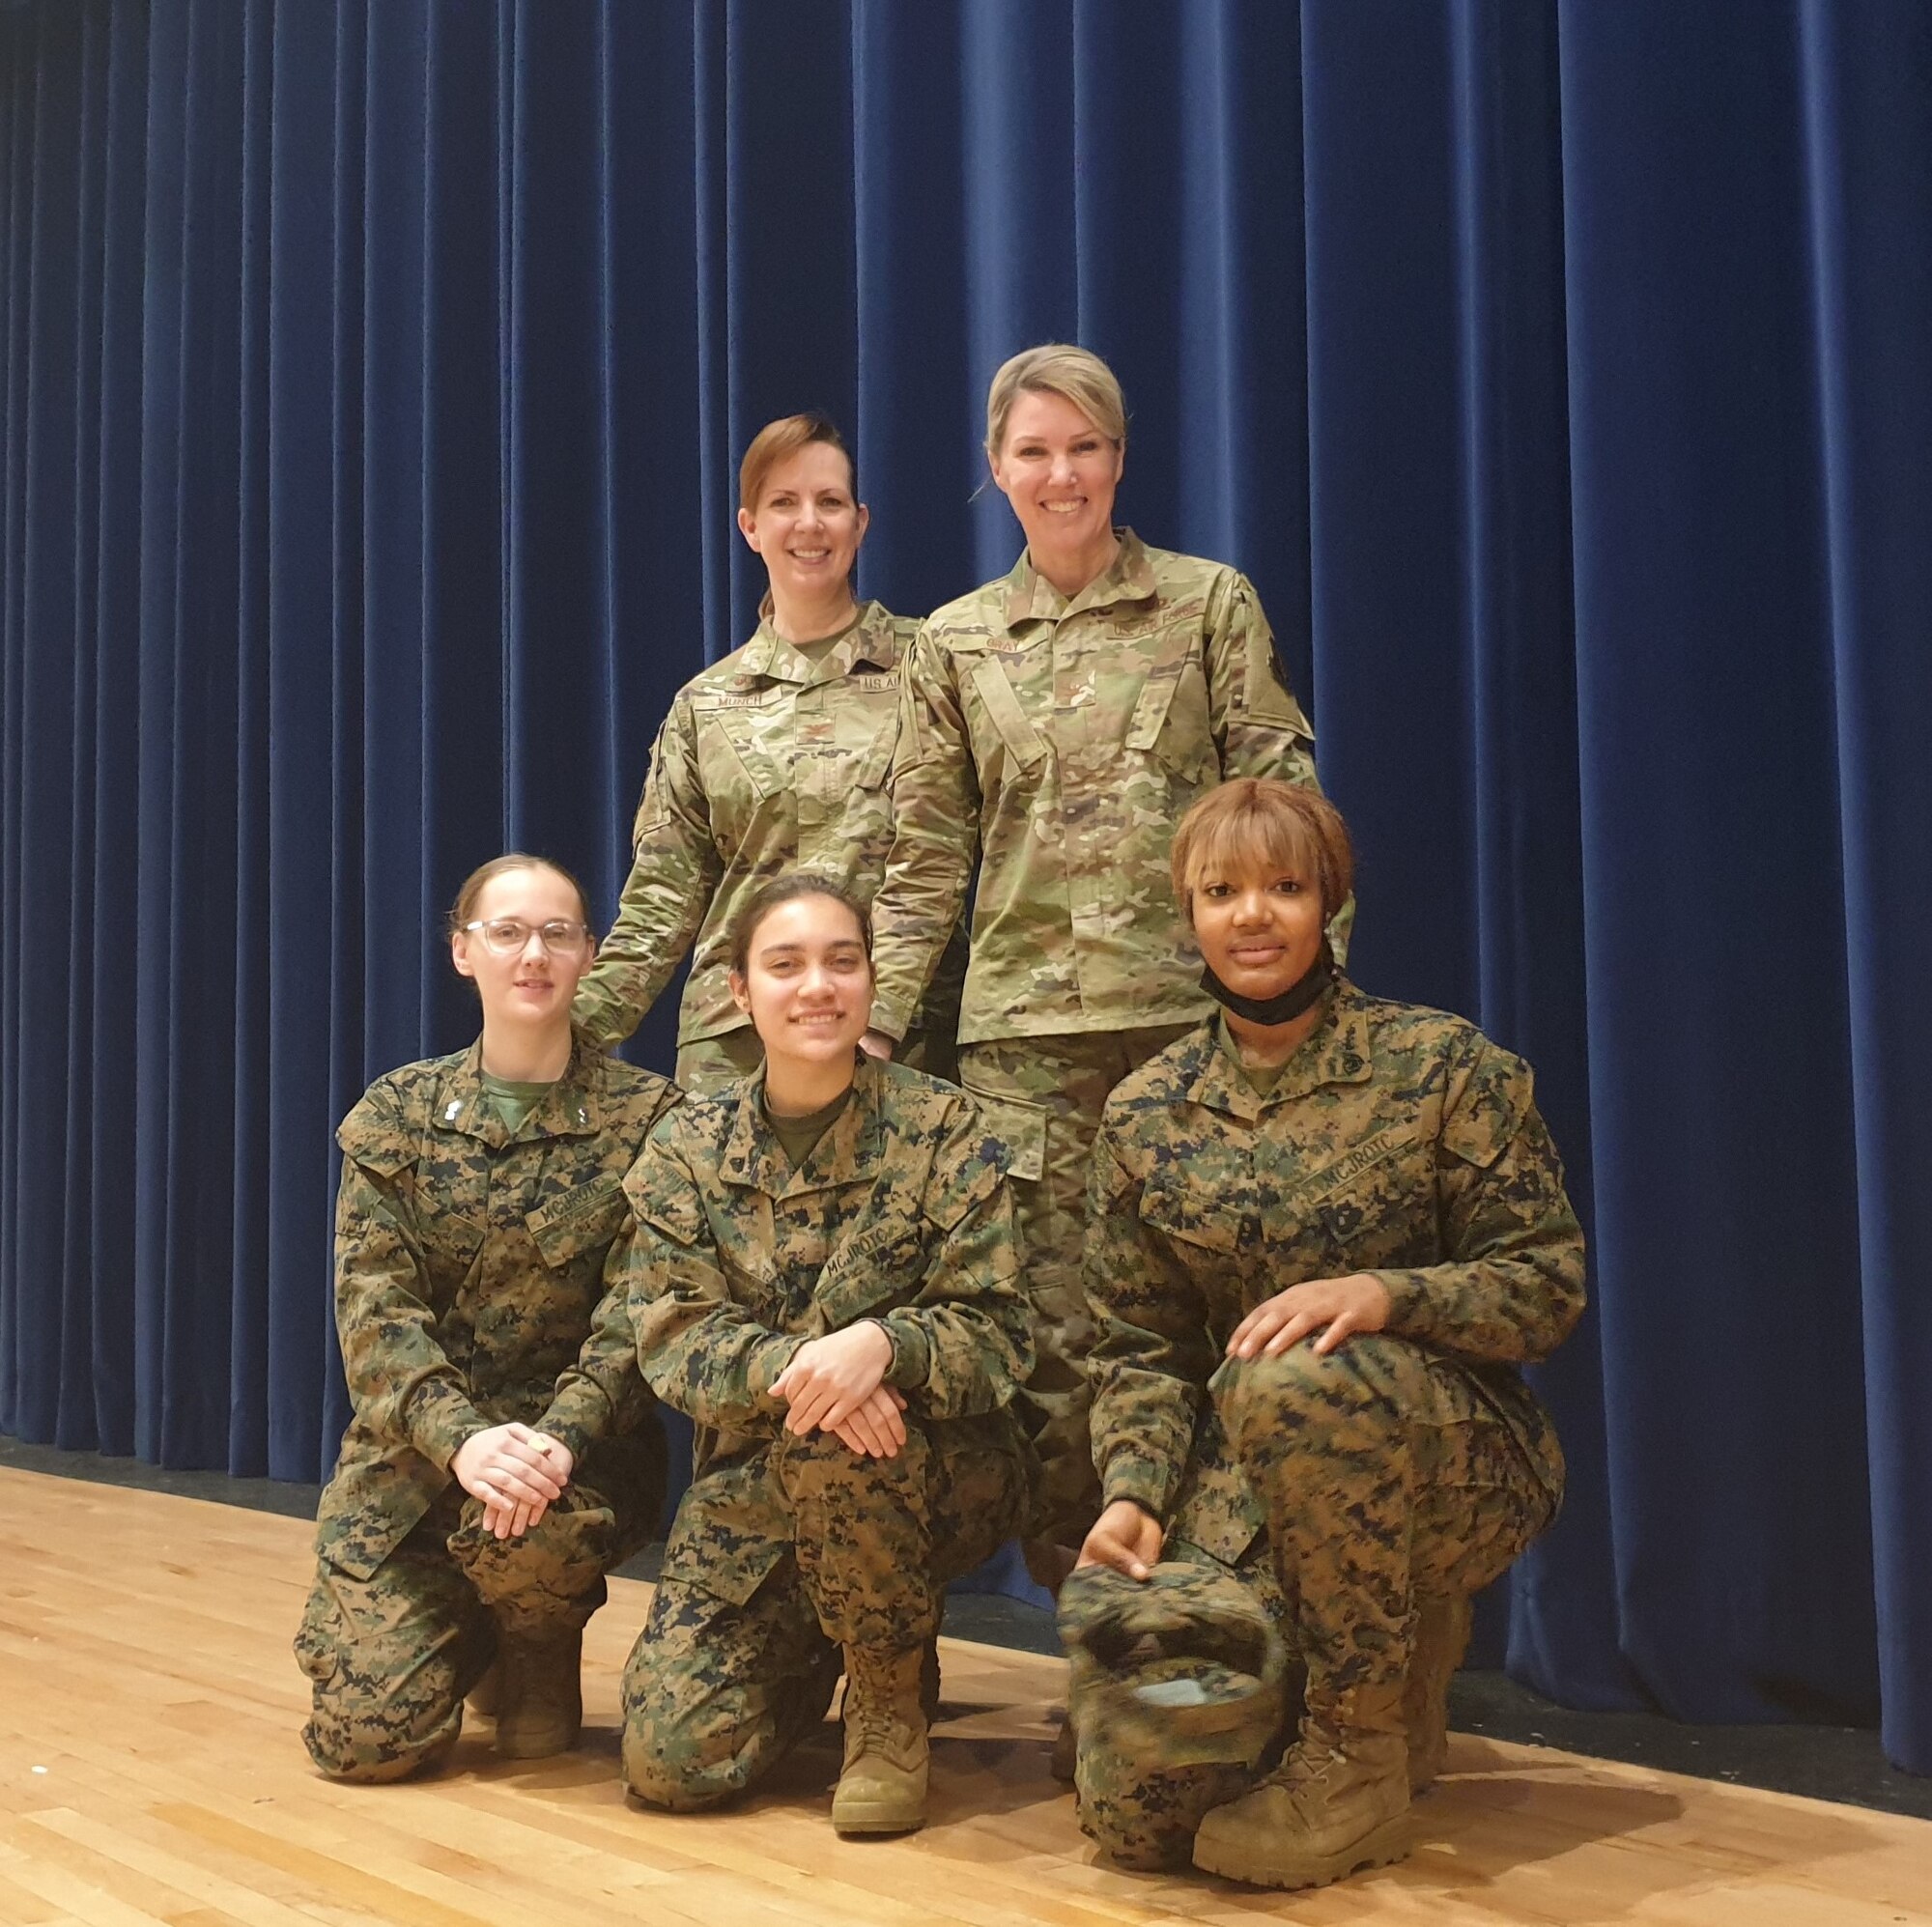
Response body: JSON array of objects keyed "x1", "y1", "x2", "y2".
[{"x1": 1199, "y1": 947, "x2": 1334, "y2": 1027}]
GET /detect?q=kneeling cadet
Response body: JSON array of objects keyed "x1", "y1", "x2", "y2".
[{"x1": 562, "y1": 873, "x2": 1032, "y2": 1833}]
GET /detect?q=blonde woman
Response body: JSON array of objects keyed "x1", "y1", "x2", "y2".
[{"x1": 869, "y1": 345, "x2": 1343, "y2": 1575}]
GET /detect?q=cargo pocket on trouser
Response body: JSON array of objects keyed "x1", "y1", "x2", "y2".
[
  {"x1": 961, "y1": 1059, "x2": 1098, "y2": 1542},
  {"x1": 295, "y1": 1545, "x2": 480, "y2": 1783},
  {"x1": 1410, "y1": 1361, "x2": 1557, "y2": 1601},
  {"x1": 623, "y1": 1552, "x2": 835, "y2": 1810},
  {"x1": 447, "y1": 1490, "x2": 619, "y2": 1634},
  {"x1": 928, "y1": 1417, "x2": 1030, "y2": 1585}
]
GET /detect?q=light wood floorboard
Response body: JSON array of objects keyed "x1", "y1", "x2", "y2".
[{"x1": 0, "y1": 1465, "x2": 1925, "y2": 1926}]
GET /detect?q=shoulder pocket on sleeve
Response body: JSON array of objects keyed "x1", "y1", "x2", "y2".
[
  {"x1": 623, "y1": 1159, "x2": 704, "y2": 1246},
  {"x1": 957, "y1": 1083, "x2": 1047, "y2": 1184},
  {"x1": 1439, "y1": 1048, "x2": 1532, "y2": 1171},
  {"x1": 336, "y1": 1101, "x2": 414, "y2": 1178}
]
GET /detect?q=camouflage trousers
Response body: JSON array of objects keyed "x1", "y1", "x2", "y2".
[
  {"x1": 296, "y1": 1479, "x2": 642, "y2": 1783},
  {"x1": 959, "y1": 1025, "x2": 1193, "y2": 1552},
  {"x1": 1077, "y1": 1336, "x2": 1557, "y2": 1869},
  {"x1": 676, "y1": 1019, "x2": 957, "y2": 1095},
  {"x1": 622, "y1": 1418, "x2": 1024, "y2": 1810}
]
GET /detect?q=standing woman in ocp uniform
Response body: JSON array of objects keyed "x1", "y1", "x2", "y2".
[
  {"x1": 572, "y1": 413, "x2": 964, "y2": 1088},
  {"x1": 867, "y1": 345, "x2": 1347, "y2": 1581}
]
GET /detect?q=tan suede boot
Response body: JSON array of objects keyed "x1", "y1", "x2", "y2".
[
  {"x1": 832, "y1": 1646, "x2": 929, "y2": 1835},
  {"x1": 1404, "y1": 1594, "x2": 1472, "y2": 1794},
  {"x1": 493, "y1": 1626, "x2": 583, "y2": 1759},
  {"x1": 1191, "y1": 1683, "x2": 1411, "y2": 1890}
]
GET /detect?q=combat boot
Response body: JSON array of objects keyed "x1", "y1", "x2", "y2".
[
  {"x1": 1191, "y1": 1683, "x2": 1411, "y2": 1890},
  {"x1": 832, "y1": 1646, "x2": 929, "y2": 1835},
  {"x1": 492, "y1": 1625, "x2": 583, "y2": 1759},
  {"x1": 1404, "y1": 1594, "x2": 1472, "y2": 1794}
]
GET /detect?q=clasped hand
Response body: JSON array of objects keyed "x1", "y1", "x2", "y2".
[
  {"x1": 451, "y1": 1421, "x2": 575, "y2": 1542},
  {"x1": 770, "y1": 1320, "x2": 906, "y2": 1459}
]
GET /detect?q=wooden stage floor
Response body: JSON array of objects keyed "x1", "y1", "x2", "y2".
[{"x1": 0, "y1": 1466, "x2": 1926, "y2": 1926}]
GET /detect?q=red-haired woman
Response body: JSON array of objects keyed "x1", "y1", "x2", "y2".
[{"x1": 573, "y1": 413, "x2": 961, "y2": 1088}]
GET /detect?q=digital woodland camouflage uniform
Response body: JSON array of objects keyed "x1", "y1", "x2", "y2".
[
  {"x1": 869, "y1": 533, "x2": 1342, "y2": 1546},
  {"x1": 568, "y1": 1058, "x2": 1030, "y2": 1814},
  {"x1": 1079, "y1": 985, "x2": 1584, "y2": 1872},
  {"x1": 295, "y1": 1042, "x2": 677, "y2": 1782},
  {"x1": 570, "y1": 601, "x2": 965, "y2": 1090}
]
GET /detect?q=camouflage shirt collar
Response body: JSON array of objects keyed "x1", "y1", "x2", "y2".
[
  {"x1": 438, "y1": 1037, "x2": 604, "y2": 1147},
  {"x1": 1185, "y1": 979, "x2": 1375, "y2": 1117},
  {"x1": 741, "y1": 599, "x2": 900, "y2": 687},
  {"x1": 1002, "y1": 528, "x2": 1158, "y2": 630},
  {"x1": 718, "y1": 1053, "x2": 888, "y2": 1199}
]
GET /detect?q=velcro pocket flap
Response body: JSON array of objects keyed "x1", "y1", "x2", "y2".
[
  {"x1": 814, "y1": 1219, "x2": 926, "y2": 1329},
  {"x1": 526, "y1": 1175, "x2": 630, "y2": 1268},
  {"x1": 1139, "y1": 1168, "x2": 1243, "y2": 1256},
  {"x1": 969, "y1": 657, "x2": 1049, "y2": 771},
  {"x1": 1123, "y1": 660, "x2": 1185, "y2": 751},
  {"x1": 844, "y1": 709, "x2": 899, "y2": 790}
]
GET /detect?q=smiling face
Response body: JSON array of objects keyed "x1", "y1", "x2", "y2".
[
  {"x1": 728, "y1": 892, "x2": 874, "y2": 1075},
  {"x1": 449, "y1": 864, "x2": 595, "y2": 1034},
  {"x1": 737, "y1": 440, "x2": 867, "y2": 610},
  {"x1": 1187, "y1": 849, "x2": 1328, "y2": 1005},
  {"x1": 988, "y1": 387, "x2": 1124, "y2": 579}
]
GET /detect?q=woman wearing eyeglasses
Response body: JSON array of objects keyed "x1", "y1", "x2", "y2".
[
  {"x1": 572, "y1": 411, "x2": 964, "y2": 1090},
  {"x1": 296, "y1": 854, "x2": 678, "y2": 1782}
]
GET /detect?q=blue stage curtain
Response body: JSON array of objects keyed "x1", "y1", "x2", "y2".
[{"x1": 1, "y1": 1, "x2": 1927, "y2": 1771}]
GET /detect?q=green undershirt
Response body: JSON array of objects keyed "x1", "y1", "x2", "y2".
[
  {"x1": 781, "y1": 609, "x2": 862, "y2": 666},
  {"x1": 480, "y1": 1071, "x2": 557, "y2": 1132},
  {"x1": 762, "y1": 1087, "x2": 851, "y2": 1169},
  {"x1": 1216, "y1": 1012, "x2": 1291, "y2": 1095}
]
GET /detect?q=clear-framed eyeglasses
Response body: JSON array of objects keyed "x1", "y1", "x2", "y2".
[{"x1": 460, "y1": 919, "x2": 593, "y2": 956}]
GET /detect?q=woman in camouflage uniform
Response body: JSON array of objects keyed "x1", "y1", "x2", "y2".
[
  {"x1": 609, "y1": 875, "x2": 1030, "y2": 1837},
  {"x1": 1074, "y1": 780, "x2": 1584, "y2": 1888},
  {"x1": 571, "y1": 412, "x2": 963, "y2": 1089},
  {"x1": 296, "y1": 855, "x2": 677, "y2": 1782},
  {"x1": 867, "y1": 344, "x2": 1344, "y2": 1580}
]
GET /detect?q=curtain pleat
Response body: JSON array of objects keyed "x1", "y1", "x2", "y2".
[{"x1": 1, "y1": 0, "x2": 1928, "y2": 1771}]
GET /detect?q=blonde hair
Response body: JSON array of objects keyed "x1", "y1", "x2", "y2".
[
  {"x1": 738, "y1": 412, "x2": 856, "y2": 514},
  {"x1": 984, "y1": 344, "x2": 1128, "y2": 457},
  {"x1": 1170, "y1": 780, "x2": 1353, "y2": 925},
  {"x1": 447, "y1": 854, "x2": 591, "y2": 934}
]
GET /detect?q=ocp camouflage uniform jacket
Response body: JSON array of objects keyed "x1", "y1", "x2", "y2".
[
  {"x1": 572, "y1": 601, "x2": 963, "y2": 1050},
  {"x1": 868, "y1": 532, "x2": 1329, "y2": 1045},
  {"x1": 318, "y1": 1041, "x2": 678, "y2": 1580},
  {"x1": 566, "y1": 1057, "x2": 1033, "y2": 1604},
  {"x1": 1086, "y1": 982, "x2": 1585, "y2": 1570}
]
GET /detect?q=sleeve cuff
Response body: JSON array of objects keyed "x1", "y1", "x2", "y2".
[
  {"x1": 536, "y1": 1384, "x2": 611, "y2": 1462},
  {"x1": 867, "y1": 995, "x2": 912, "y2": 1044},
  {"x1": 1372, "y1": 1269, "x2": 1436, "y2": 1346},
  {"x1": 876, "y1": 1315, "x2": 932, "y2": 1395},
  {"x1": 407, "y1": 1381, "x2": 490, "y2": 1471},
  {"x1": 1099, "y1": 1452, "x2": 1178, "y2": 1524}
]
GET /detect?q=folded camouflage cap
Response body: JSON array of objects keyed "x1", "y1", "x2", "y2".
[{"x1": 1059, "y1": 1560, "x2": 1289, "y2": 1771}]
